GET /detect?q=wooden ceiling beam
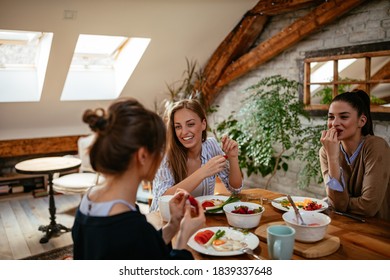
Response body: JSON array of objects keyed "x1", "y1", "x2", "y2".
[
  {"x1": 251, "y1": 0, "x2": 321, "y2": 16},
  {"x1": 200, "y1": 11, "x2": 268, "y2": 105},
  {"x1": 216, "y1": 0, "x2": 368, "y2": 91},
  {"x1": 199, "y1": 0, "x2": 368, "y2": 105},
  {"x1": 200, "y1": 0, "x2": 324, "y2": 105}
]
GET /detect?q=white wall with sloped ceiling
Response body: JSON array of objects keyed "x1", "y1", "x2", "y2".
[{"x1": 0, "y1": 0, "x2": 258, "y2": 140}]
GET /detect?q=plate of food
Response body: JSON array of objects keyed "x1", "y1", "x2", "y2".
[
  {"x1": 196, "y1": 195, "x2": 240, "y2": 214},
  {"x1": 187, "y1": 226, "x2": 259, "y2": 256},
  {"x1": 271, "y1": 196, "x2": 328, "y2": 212}
]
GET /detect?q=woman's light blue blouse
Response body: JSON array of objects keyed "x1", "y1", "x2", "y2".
[{"x1": 150, "y1": 137, "x2": 242, "y2": 211}]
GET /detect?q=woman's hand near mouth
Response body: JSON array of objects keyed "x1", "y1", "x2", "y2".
[{"x1": 320, "y1": 127, "x2": 340, "y2": 162}]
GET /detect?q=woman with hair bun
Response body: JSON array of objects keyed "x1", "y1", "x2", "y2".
[
  {"x1": 72, "y1": 98, "x2": 205, "y2": 259},
  {"x1": 319, "y1": 90, "x2": 390, "y2": 221}
]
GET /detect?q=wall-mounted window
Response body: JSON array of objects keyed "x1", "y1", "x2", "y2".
[{"x1": 302, "y1": 42, "x2": 390, "y2": 120}]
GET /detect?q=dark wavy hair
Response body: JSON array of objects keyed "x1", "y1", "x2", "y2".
[
  {"x1": 82, "y1": 98, "x2": 166, "y2": 175},
  {"x1": 331, "y1": 90, "x2": 374, "y2": 136}
]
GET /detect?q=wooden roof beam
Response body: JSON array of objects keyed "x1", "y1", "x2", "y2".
[
  {"x1": 213, "y1": 0, "x2": 368, "y2": 97},
  {"x1": 200, "y1": 0, "x2": 323, "y2": 105},
  {"x1": 200, "y1": 7, "x2": 269, "y2": 106},
  {"x1": 252, "y1": 0, "x2": 322, "y2": 16}
]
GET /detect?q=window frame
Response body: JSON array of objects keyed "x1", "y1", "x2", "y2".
[{"x1": 300, "y1": 42, "x2": 390, "y2": 121}]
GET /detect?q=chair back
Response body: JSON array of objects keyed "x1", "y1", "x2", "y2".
[{"x1": 77, "y1": 134, "x2": 96, "y2": 173}]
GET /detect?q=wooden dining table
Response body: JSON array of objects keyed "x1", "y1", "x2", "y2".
[{"x1": 146, "y1": 188, "x2": 390, "y2": 260}]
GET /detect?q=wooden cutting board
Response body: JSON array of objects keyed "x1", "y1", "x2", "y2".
[{"x1": 255, "y1": 221, "x2": 340, "y2": 258}]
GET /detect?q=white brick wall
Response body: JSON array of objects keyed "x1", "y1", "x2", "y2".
[{"x1": 209, "y1": 0, "x2": 390, "y2": 198}]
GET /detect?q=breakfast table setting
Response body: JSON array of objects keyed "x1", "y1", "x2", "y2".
[{"x1": 147, "y1": 188, "x2": 390, "y2": 260}]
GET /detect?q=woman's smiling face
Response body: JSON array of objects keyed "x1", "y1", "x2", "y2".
[
  {"x1": 327, "y1": 100, "x2": 366, "y2": 140},
  {"x1": 173, "y1": 108, "x2": 206, "y2": 149}
]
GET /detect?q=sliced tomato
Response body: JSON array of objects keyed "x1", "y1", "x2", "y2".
[
  {"x1": 203, "y1": 230, "x2": 214, "y2": 240},
  {"x1": 194, "y1": 230, "x2": 214, "y2": 245},
  {"x1": 194, "y1": 234, "x2": 208, "y2": 245},
  {"x1": 202, "y1": 200, "x2": 215, "y2": 209}
]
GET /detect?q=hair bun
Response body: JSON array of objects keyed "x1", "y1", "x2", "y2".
[{"x1": 82, "y1": 108, "x2": 107, "y2": 133}]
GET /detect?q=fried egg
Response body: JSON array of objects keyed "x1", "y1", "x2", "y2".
[{"x1": 211, "y1": 237, "x2": 247, "y2": 252}]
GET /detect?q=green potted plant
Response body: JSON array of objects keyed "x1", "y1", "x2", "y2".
[{"x1": 215, "y1": 75, "x2": 326, "y2": 189}]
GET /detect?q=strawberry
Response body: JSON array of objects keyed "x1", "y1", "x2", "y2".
[
  {"x1": 188, "y1": 196, "x2": 197, "y2": 207},
  {"x1": 188, "y1": 195, "x2": 198, "y2": 215}
]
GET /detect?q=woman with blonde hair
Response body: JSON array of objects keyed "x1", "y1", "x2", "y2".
[{"x1": 151, "y1": 99, "x2": 243, "y2": 211}]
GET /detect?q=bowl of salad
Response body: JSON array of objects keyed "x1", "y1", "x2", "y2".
[{"x1": 223, "y1": 202, "x2": 265, "y2": 229}]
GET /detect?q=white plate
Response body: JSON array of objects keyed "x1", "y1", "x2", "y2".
[
  {"x1": 271, "y1": 196, "x2": 328, "y2": 212},
  {"x1": 195, "y1": 195, "x2": 230, "y2": 213},
  {"x1": 187, "y1": 226, "x2": 259, "y2": 256}
]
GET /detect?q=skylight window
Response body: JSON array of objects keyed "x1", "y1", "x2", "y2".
[
  {"x1": 70, "y1": 34, "x2": 127, "y2": 70},
  {"x1": 61, "y1": 34, "x2": 150, "y2": 101},
  {"x1": 0, "y1": 29, "x2": 53, "y2": 102}
]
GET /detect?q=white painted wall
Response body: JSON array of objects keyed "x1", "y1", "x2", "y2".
[{"x1": 0, "y1": 0, "x2": 258, "y2": 140}]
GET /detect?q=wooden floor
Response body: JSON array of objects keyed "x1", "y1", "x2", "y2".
[{"x1": 0, "y1": 193, "x2": 149, "y2": 260}]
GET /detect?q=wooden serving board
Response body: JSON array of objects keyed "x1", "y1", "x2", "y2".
[{"x1": 255, "y1": 221, "x2": 340, "y2": 259}]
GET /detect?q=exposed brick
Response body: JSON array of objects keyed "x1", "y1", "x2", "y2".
[
  {"x1": 382, "y1": 19, "x2": 390, "y2": 29},
  {"x1": 211, "y1": 0, "x2": 390, "y2": 199}
]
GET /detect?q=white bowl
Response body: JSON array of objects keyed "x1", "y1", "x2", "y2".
[
  {"x1": 158, "y1": 195, "x2": 174, "y2": 222},
  {"x1": 223, "y1": 201, "x2": 265, "y2": 229},
  {"x1": 282, "y1": 211, "x2": 331, "y2": 243}
]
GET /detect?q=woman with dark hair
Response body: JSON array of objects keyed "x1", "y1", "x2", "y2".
[
  {"x1": 150, "y1": 99, "x2": 243, "y2": 211},
  {"x1": 72, "y1": 98, "x2": 205, "y2": 259},
  {"x1": 319, "y1": 90, "x2": 390, "y2": 221}
]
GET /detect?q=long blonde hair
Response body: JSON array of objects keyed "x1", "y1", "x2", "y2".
[{"x1": 166, "y1": 99, "x2": 208, "y2": 183}]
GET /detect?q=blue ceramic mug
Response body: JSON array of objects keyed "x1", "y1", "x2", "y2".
[{"x1": 267, "y1": 225, "x2": 296, "y2": 260}]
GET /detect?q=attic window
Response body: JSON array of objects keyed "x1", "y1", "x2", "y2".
[
  {"x1": 61, "y1": 34, "x2": 150, "y2": 101},
  {"x1": 0, "y1": 29, "x2": 53, "y2": 102}
]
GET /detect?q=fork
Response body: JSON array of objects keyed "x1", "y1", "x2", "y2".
[
  {"x1": 241, "y1": 247, "x2": 264, "y2": 260},
  {"x1": 262, "y1": 198, "x2": 283, "y2": 204},
  {"x1": 287, "y1": 195, "x2": 307, "y2": 226}
]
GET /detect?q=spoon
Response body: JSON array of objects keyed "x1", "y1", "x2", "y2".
[
  {"x1": 241, "y1": 247, "x2": 264, "y2": 260},
  {"x1": 287, "y1": 195, "x2": 307, "y2": 226}
]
